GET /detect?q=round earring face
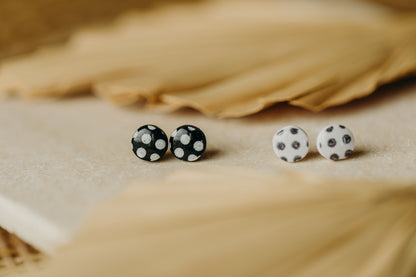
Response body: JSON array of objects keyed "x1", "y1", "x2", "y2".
[
  {"x1": 272, "y1": 126, "x2": 309, "y2": 162},
  {"x1": 131, "y1": 125, "x2": 168, "y2": 162},
  {"x1": 317, "y1": 124, "x2": 355, "y2": 161},
  {"x1": 170, "y1": 125, "x2": 206, "y2": 162}
]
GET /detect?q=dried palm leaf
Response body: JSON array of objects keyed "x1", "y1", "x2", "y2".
[
  {"x1": 1, "y1": 1, "x2": 415, "y2": 117},
  {"x1": 17, "y1": 168, "x2": 416, "y2": 277}
]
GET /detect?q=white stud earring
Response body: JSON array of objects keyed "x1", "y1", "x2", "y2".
[
  {"x1": 317, "y1": 124, "x2": 355, "y2": 161},
  {"x1": 272, "y1": 126, "x2": 309, "y2": 163}
]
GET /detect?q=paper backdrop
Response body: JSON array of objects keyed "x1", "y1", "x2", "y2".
[{"x1": 1, "y1": 79, "x2": 416, "y2": 255}]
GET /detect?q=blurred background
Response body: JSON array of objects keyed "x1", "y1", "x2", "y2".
[
  {"x1": 1, "y1": 0, "x2": 416, "y2": 60},
  {"x1": 0, "y1": 0, "x2": 198, "y2": 59}
]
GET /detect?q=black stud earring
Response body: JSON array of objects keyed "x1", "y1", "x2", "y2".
[
  {"x1": 170, "y1": 125, "x2": 206, "y2": 162},
  {"x1": 131, "y1": 125, "x2": 168, "y2": 162}
]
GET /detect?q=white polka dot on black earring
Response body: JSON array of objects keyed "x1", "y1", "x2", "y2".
[
  {"x1": 131, "y1": 125, "x2": 168, "y2": 162},
  {"x1": 170, "y1": 125, "x2": 206, "y2": 162},
  {"x1": 272, "y1": 126, "x2": 309, "y2": 162},
  {"x1": 317, "y1": 124, "x2": 355, "y2": 161}
]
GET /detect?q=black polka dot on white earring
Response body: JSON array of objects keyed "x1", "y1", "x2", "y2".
[
  {"x1": 317, "y1": 124, "x2": 355, "y2": 161},
  {"x1": 131, "y1": 125, "x2": 168, "y2": 162},
  {"x1": 272, "y1": 126, "x2": 309, "y2": 163},
  {"x1": 170, "y1": 125, "x2": 206, "y2": 162}
]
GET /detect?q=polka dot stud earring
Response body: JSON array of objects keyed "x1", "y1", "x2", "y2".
[
  {"x1": 131, "y1": 125, "x2": 168, "y2": 162},
  {"x1": 272, "y1": 126, "x2": 310, "y2": 162},
  {"x1": 170, "y1": 125, "x2": 206, "y2": 162},
  {"x1": 317, "y1": 124, "x2": 355, "y2": 161}
]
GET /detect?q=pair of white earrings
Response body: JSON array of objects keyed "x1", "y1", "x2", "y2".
[{"x1": 272, "y1": 124, "x2": 355, "y2": 163}]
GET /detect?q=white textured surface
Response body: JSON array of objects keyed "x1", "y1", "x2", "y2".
[{"x1": 0, "y1": 80, "x2": 416, "y2": 252}]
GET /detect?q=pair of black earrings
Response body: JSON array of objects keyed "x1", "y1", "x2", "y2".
[{"x1": 131, "y1": 124, "x2": 207, "y2": 162}]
